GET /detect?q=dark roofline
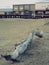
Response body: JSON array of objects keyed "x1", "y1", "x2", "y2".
[{"x1": 13, "y1": 4, "x2": 35, "y2": 6}]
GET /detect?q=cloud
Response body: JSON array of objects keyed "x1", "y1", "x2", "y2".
[
  {"x1": 13, "y1": 0, "x2": 40, "y2": 4},
  {"x1": 0, "y1": 0, "x2": 49, "y2": 8},
  {"x1": 40, "y1": 0, "x2": 49, "y2": 2}
]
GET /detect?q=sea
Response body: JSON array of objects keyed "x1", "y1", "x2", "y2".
[{"x1": 0, "y1": 8, "x2": 13, "y2": 12}]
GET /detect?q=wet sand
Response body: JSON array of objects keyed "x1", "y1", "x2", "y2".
[{"x1": 0, "y1": 18, "x2": 49, "y2": 65}]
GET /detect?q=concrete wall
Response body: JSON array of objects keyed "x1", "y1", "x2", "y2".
[
  {"x1": 13, "y1": 4, "x2": 35, "y2": 11},
  {"x1": 13, "y1": 5, "x2": 19, "y2": 11},
  {"x1": 35, "y1": 2, "x2": 49, "y2": 10},
  {"x1": 30, "y1": 4, "x2": 35, "y2": 11}
]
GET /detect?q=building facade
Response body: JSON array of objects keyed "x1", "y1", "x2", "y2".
[{"x1": 35, "y1": 2, "x2": 49, "y2": 10}]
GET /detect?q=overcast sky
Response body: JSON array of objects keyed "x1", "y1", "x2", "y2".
[{"x1": 0, "y1": 0, "x2": 49, "y2": 9}]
